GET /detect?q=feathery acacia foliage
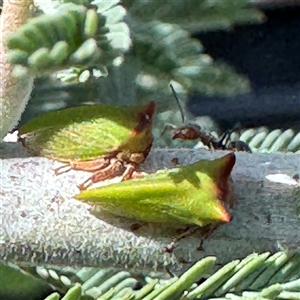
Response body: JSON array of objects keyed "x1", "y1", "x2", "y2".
[
  {"x1": 6, "y1": 1, "x2": 130, "y2": 76},
  {"x1": 3, "y1": 0, "x2": 270, "y2": 150},
  {"x1": 5, "y1": 0, "x2": 264, "y2": 109},
  {"x1": 2, "y1": 251, "x2": 300, "y2": 299},
  {"x1": 5, "y1": 0, "x2": 298, "y2": 152}
]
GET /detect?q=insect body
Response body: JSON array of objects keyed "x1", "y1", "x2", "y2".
[
  {"x1": 19, "y1": 101, "x2": 156, "y2": 189},
  {"x1": 172, "y1": 124, "x2": 220, "y2": 150},
  {"x1": 168, "y1": 84, "x2": 252, "y2": 152},
  {"x1": 173, "y1": 125, "x2": 252, "y2": 153},
  {"x1": 76, "y1": 153, "x2": 236, "y2": 227},
  {"x1": 224, "y1": 138, "x2": 252, "y2": 153}
]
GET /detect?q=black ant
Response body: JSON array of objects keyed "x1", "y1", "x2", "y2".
[{"x1": 166, "y1": 84, "x2": 252, "y2": 153}]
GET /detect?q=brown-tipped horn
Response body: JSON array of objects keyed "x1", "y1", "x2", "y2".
[
  {"x1": 216, "y1": 152, "x2": 236, "y2": 209},
  {"x1": 133, "y1": 101, "x2": 156, "y2": 134}
]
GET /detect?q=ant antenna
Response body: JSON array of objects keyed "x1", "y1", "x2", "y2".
[{"x1": 169, "y1": 83, "x2": 185, "y2": 124}]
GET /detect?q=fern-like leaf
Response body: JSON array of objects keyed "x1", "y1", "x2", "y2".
[
  {"x1": 124, "y1": 0, "x2": 265, "y2": 32},
  {"x1": 5, "y1": 2, "x2": 130, "y2": 76},
  {"x1": 3, "y1": 251, "x2": 299, "y2": 299}
]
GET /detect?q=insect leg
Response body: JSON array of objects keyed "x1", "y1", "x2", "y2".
[
  {"x1": 54, "y1": 164, "x2": 72, "y2": 175},
  {"x1": 163, "y1": 226, "x2": 199, "y2": 253},
  {"x1": 78, "y1": 159, "x2": 125, "y2": 190},
  {"x1": 70, "y1": 158, "x2": 110, "y2": 172},
  {"x1": 121, "y1": 163, "x2": 146, "y2": 181},
  {"x1": 121, "y1": 164, "x2": 135, "y2": 181},
  {"x1": 215, "y1": 129, "x2": 231, "y2": 150},
  {"x1": 54, "y1": 158, "x2": 111, "y2": 175}
]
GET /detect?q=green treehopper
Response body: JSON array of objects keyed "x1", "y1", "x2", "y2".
[
  {"x1": 76, "y1": 153, "x2": 236, "y2": 230},
  {"x1": 18, "y1": 101, "x2": 156, "y2": 190}
]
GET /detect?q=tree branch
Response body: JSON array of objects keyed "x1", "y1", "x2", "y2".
[{"x1": 1, "y1": 142, "x2": 299, "y2": 274}]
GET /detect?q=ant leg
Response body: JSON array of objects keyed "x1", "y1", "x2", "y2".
[{"x1": 216, "y1": 129, "x2": 232, "y2": 150}]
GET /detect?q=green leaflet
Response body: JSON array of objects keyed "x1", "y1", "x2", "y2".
[
  {"x1": 18, "y1": 102, "x2": 155, "y2": 162},
  {"x1": 6, "y1": 3, "x2": 130, "y2": 75},
  {"x1": 4, "y1": 251, "x2": 300, "y2": 299},
  {"x1": 76, "y1": 153, "x2": 236, "y2": 226}
]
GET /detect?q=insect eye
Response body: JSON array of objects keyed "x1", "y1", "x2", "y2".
[
  {"x1": 139, "y1": 112, "x2": 151, "y2": 127},
  {"x1": 134, "y1": 112, "x2": 152, "y2": 133},
  {"x1": 142, "y1": 113, "x2": 151, "y2": 123},
  {"x1": 132, "y1": 101, "x2": 155, "y2": 134}
]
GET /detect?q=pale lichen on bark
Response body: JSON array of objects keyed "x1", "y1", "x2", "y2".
[
  {"x1": 1, "y1": 142, "x2": 299, "y2": 274},
  {"x1": 0, "y1": 0, "x2": 34, "y2": 139}
]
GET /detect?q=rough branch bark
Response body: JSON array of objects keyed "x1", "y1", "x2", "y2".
[{"x1": 0, "y1": 142, "x2": 299, "y2": 274}]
